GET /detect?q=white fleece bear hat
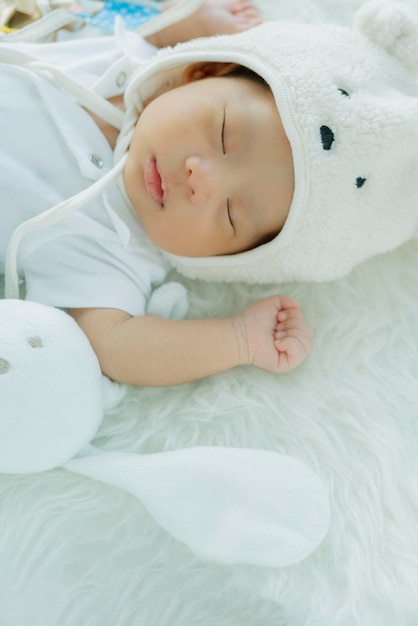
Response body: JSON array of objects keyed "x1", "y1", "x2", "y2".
[{"x1": 118, "y1": 0, "x2": 418, "y2": 284}]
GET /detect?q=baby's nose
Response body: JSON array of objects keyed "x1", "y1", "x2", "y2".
[{"x1": 186, "y1": 155, "x2": 220, "y2": 204}]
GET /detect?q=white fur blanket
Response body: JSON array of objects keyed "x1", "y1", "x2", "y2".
[{"x1": 2, "y1": 1, "x2": 418, "y2": 625}]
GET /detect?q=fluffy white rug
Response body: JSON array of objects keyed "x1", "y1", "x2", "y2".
[{"x1": 2, "y1": 1, "x2": 418, "y2": 625}]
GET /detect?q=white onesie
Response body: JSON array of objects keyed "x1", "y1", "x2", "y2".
[{"x1": 0, "y1": 34, "x2": 187, "y2": 318}]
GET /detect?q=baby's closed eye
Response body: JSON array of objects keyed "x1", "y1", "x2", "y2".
[{"x1": 221, "y1": 108, "x2": 227, "y2": 154}]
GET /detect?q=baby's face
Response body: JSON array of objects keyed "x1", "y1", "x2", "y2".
[{"x1": 124, "y1": 75, "x2": 294, "y2": 257}]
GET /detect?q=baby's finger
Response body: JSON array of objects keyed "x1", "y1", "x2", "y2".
[
  {"x1": 273, "y1": 336, "x2": 310, "y2": 372},
  {"x1": 274, "y1": 330, "x2": 287, "y2": 342},
  {"x1": 275, "y1": 314, "x2": 311, "y2": 335},
  {"x1": 274, "y1": 295, "x2": 300, "y2": 312},
  {"x1": 276, "y1": 306, "x2": 305, "y2": 324},
  {"x1": 275, "y1": 325, "x2": 313, "y2": 355},
  {"x1": 274, "y1": 331, "x2": 313, "y2": 354}
]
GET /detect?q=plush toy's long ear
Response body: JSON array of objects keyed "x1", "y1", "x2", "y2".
[
  {"x1": 65, "y1": 445, "x2": 330, "y2": 567},
  {"x1": 354, "y1": 0, "x2": 418, "y2": 76}
]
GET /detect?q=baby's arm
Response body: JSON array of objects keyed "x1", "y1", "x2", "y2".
[{"x1": 68, "y1": 295, "x2": 312, "y2": 386}]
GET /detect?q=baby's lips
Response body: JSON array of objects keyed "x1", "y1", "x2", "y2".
[{"x1": 145, "y1": 159, "x2": 163, "y2": 206}]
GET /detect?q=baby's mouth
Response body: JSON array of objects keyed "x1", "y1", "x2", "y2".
[{"x1": 145, "y1": 159, "x2": 167, "y2": 206}]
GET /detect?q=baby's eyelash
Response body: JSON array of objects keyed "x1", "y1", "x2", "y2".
[
  {"x1": 221, "y1": 110, "x2": 226, "y2": 154},
  {"x1": 227, "y1": 198, "x2": 234, "y2": 230}
]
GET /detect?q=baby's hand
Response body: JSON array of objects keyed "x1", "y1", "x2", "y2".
[
  {"x1": 146, "y1": 0, "x2": 262, "y2": 48},
  {"x1": 233, "y1": 295, "x2": 313, "y2": 374}
]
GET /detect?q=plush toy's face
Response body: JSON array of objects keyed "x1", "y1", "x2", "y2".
[{"x1": 0, "y1": 300, "x2": 104, "y2": 474}]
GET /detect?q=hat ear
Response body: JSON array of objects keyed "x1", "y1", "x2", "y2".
[{"x1": 354, "y1": 0, "x2": 418, "y2": 76}]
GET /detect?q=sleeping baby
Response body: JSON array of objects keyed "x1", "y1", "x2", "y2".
[{"x1": 2, "y1": 0, "x2": 418, "y2": 387}]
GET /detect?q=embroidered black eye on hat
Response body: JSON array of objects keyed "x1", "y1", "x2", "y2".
[{"x1": 118, "y1": 0, "x2": 418, "y2": 284}]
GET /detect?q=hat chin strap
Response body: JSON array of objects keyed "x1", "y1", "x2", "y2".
[
  {"x1": 0, "y1": 41, "x2": 131, "y2": 300},
  {"x1": 5, "y1": 156, "x2": 127, "y2": 299}
]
